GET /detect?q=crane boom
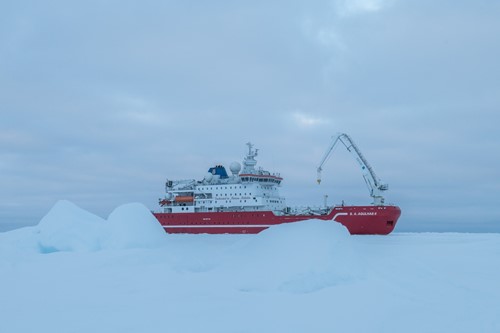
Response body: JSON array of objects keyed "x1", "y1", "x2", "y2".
[{"x1": 316, "y1": 133, "x2": 388, "y2": 206}]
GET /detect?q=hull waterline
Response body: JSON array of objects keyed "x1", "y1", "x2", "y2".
[{"x1": 154, "y1": 205, "x2": 401, "y2": 235}]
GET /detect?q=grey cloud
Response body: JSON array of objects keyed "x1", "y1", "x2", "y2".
[{"x1": 1, "y1": 0, "x2": 499, "y2": 232}]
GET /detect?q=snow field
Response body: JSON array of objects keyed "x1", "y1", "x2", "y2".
[{"x1": 1, "y1": 201, "x2": 499, "y2": 332}]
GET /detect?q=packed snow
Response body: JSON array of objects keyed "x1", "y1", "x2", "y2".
[{"x1": 1, "y1": 201, "x2": 499, "y2": 332}]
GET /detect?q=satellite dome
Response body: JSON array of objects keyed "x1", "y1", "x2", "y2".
[
  {"x1": 204, "y1": 172, "x2": 214, "y2": 182},
  {"x1": 230, "y1": 162, "x2": 241, "y2": 175}
]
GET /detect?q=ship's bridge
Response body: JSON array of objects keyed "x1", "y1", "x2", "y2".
[
  {"x1": 239, "y1": 173, "x2": 282, "y2": 185},
  {"x1": 239, "y1": 142, "x2": 283, "y2": 185}
]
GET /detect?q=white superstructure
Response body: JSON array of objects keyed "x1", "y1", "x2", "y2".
[{"x1": 160, "y1": 143, "x2": 287, "y2": 214}]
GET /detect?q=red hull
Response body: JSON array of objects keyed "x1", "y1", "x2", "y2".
[{"x1": 154, "y1": 205, "x2": 401, "y2": 235}]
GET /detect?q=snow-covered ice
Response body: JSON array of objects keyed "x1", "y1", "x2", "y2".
[
  {"x1": 1, "y1": 201, "x2": 499, "y2": 332},
  {"x1": 0, "y1": 200, "x2": 167, "y2": 255}
]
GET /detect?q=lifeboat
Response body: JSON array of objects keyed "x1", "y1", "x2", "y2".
[{"x1": 174, "y1": 196, "x2": 194, "y2": 203}]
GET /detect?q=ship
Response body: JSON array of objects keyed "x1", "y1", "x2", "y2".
[{"x1": 154, "y1": 133, "x2": 401, "y2": 235}]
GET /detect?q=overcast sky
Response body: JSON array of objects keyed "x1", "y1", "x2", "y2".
[{"x1": 1, "y1": 0, "x2": 499, "y2": 232}]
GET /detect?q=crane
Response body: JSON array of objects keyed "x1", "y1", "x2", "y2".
[{"x1": 316, "y1": 133, "x2": 389, "y2": 206}]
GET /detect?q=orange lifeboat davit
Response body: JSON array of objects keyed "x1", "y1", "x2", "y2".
[{"x1": 159, "y1": 199, "x2": 171, "y2": 206}]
